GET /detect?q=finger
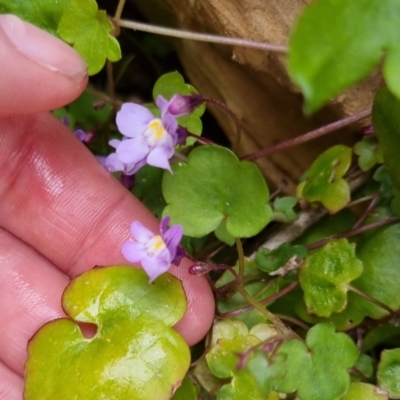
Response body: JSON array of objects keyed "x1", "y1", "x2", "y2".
[
  {"x1": 0, "y1": 361, "x2": 24, "y2": 400},
  {"x1": 0, "y1": 14, "x2": 88, "y2": 117},
  {"x1": 0, "y1": 113, "x2": 215, "y2": 345},
  {"x1": 0, "y1": 229, "x2": 66, "y2": 375}
]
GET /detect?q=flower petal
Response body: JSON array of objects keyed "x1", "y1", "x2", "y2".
[
  {"x1": 121, "y1": 241, "x2": 147, "y2": 263},
  {"x1": 116, "y1": 137, "x2": 150, "y2": 164},
  {"x1": 159, "y1": 216, "x2": 171, "y2": 236},
  {"x1": 116, "y1": 103, "x2": 154, "y2": 138},
  {"x1": 105, "y1": 152, "x2": 125, "y2": 173},
  {"x1": 163, "y1": 225, "x2": 183, "y2": 260},
  {"x1": 156, "y1": 95, "x2": 169, "y2": 118},
  {"x1": 162, "y1": 113, "x2": 178, "y2": 136},
  {"x1": 130, "y1": 221, "x2": 154, "y2": 243},
  {"x1": 146, "y1": 144, "x2": 174, "y2": 171},
  {"x1": 109, "y1": 138, "x2": 121, "y2": 149},
  {"x1": 141, "y1": 250, "x2": 171, "y2": 282}
]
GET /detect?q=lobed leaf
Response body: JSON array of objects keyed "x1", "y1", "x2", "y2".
[
  {"x1": 299, "y1": 239, "x2": 363, "y2": 317},
  {"x1": 273, "y1": 323, "x2": 359, "y2": 400},
  {"x1": 57, "y1": 0, "x2": 121, "y2": 75},
  {"x1": 297, "y1": 145, "x2": 352, "y2": 213}
]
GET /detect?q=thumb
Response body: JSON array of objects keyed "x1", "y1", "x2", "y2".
[{"x1": 0, "y1": 14, "x2": 88, "y2": 117}]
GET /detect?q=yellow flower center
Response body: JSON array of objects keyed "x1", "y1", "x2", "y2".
[
  {"x1": 147, "y1": 235, "x2": 166, "y2": 255},
  {"x1": 145, "y1": 119, "x2": 167, "y2": 146}
]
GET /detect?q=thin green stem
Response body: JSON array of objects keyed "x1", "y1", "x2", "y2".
[
  {"x1": 235, "y1": 285, "x2": 290, "y2": 335},
  {"x1": 242, "y1": 108, "x2": 371, "y2": 161},
  {"x1": 118, "y1": 19, "x2": 287, "y2": 52},
  {"x1": 274, "y1": 314, "x2": 310, "y2": 331},
  {"x1": 235, "y1": 237, "x2": 245, "y2": 284},
  {"x1": 114, "y1": 0, "x2": 127, "y2": 23},
  {"x1": 348, "y1": 285, "x2": 394, "y2": 315}
]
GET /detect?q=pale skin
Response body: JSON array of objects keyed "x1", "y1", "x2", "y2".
[{"x1": 0, "y1": 15, "x2": 214, "y2": 398}]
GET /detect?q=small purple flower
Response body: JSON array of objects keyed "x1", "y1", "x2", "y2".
[
  {"x1": 122, "y1": 217, "x2": 184, "y2": 283},
  {"x1": 106, "y1": 102, "x2": 180, "y2": 175},
  {"x1": 156, "y1": 94, "x2": 204, "y2": 118}
]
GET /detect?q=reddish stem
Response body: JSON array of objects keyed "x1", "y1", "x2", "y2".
[
  {"x1": 242, "y1": 108, "x2": 371, "y2": 161},
  {"x1": 352, "y1": 195, "x2": 380, "y2": 229},
  {"x1": 308, "y1": 216, "x2": 399, "y2": 251},
  {"x1": 216, "y1": 280, "x2": 299, "y2": 317}
]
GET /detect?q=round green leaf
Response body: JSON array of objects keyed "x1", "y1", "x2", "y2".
[
  {"x1": 25, "y1": 266, "x2": 190, "y2": 400},
  {"x1": 378, "y1": 348, "x2": 400, "y2": 399},
  {"x1": 297, "y1": 145, "x2": 352, "y2": 213},
  {"x1": 163, "y1": 145, "x2": 272, "y2": 238},
  {"x1": 299, "y1": 239, "x2": 363, "y2": 317}
]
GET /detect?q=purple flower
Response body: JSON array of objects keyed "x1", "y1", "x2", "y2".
[
  {"x1": 122, "y1": 217, "x2": 184, "y2": 283},
  {"x1": 105, "y1": 102, "x2": 180, "y2": 176},
  {"x1": 156, "y1": 94, "x2": 204, "y2": 118}
]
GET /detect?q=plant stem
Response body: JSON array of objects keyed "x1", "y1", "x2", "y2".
[
  {"x1": 307, "y1": 216, "x2": 399, "y2": 251},
  {"x1": 348, "y1": 285, "x2": 394, "y2": 315},
  {"x1": 85, "y1": 87, "x2": 123, "y2": 107},
  {"x1": 202, "y1": 97, "x2": 242, "y2": 147},
  {"x1": 242, "y1": 108, "x2": 371, "y2": 161},
  {"x1": 345, "y1": 193, "x2": 378, "y2": 208},
  {"x1": 106, "y1": 61, "x2": 116, "y2": 100},
  {"x1": 114, "y1": 0, "x2": 127, "y2": 22},
  {"x1": 236, "y1": 238, "x2": 245, "y2": 284},
  {"x1": 235, "y1": 285, "x2": 291, "y2": 335},
  {"x1": 118, "y1": 19, "x2": 287, "y2": 52},
  {"x1": 274, "y1": 314, "x2": 309, "y2": 331},
  {"x1": 352, "y1": 195, "x2": 380, "y2": 229},
  {"x1": 217, "y1": 280, "x2": 299, "y2": 317}
]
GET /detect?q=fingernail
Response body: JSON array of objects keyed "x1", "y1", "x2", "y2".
[{"x1": 0, "y1": 14, "x2": 87, "y2": 79}]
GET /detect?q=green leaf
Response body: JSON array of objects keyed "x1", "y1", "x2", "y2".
[
  {"x1": 272, "y1": 323, "x2": 359, "y2": 400},
  {"x1": 297, "y1": 145, "x2": 352, "y2": 213},
  {"x1": 362, "y1": 324, "x2": 400, "y2": 353},
  {"x1": 24, "y1": 266, "x2": 190, "y2": 400},
  {"x1": 206, "y1": 320, "x2": 278, "y2": 400},
  {"x1": 153, "y1": 72, "x2": 205, "y2": 144},
  {"x1": 355, "y1": 353, "x2": 375, "y2": 380},
  {"x1": 299, "y1": 239, "x2": 363, "y2": 317},
  {"x1": 0, "y1": 0, "x2": 68, "y2": 36},
  {"x1": 214, "y1": 219, "x2": 235, "y2": 246},
  {"x1": 378, "y1": 348, "x2": 400, "y2": 399},
  {"x1": 373, "y1": 166, "x2": 395, "y2": 200},
  {"x1": 162, "y1": 146, "x2": 272, "y2": 238},
  {"x1": 353, "y1": 137, "x2": 384, "y2": 172},
  {"x1": 57, "y1": 0, "x2": 121, "y2": 75},
  {"x1": 255, "y1": 243, "x2": 308, "y2": 274},
  {"x1": 272, "y1": 196, "x2": 298, "y2": 223},
  {"x1": 289, "y1": 0, "x2": 400, "y2": 113},
  {"x1": 132, "y1": 165, "x2": 166, "y2": 219},
  {"x1": 171, "y1": 377, "x2": 197, "y2": 400},
  {"x1": 373, "y1": 87, "x2": 400, "y2": 192},
  {"x1": 341, "y1": 383, "x2": 388, "y2": 400}
]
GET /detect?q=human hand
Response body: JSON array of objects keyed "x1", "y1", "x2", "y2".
[{"x1": 0, "y1": 15, "x2": 214, "y2": 399}]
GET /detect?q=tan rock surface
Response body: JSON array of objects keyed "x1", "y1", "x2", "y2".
[{"x1": 131, "y1": 0, "x2": 382, "y2": 191}]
